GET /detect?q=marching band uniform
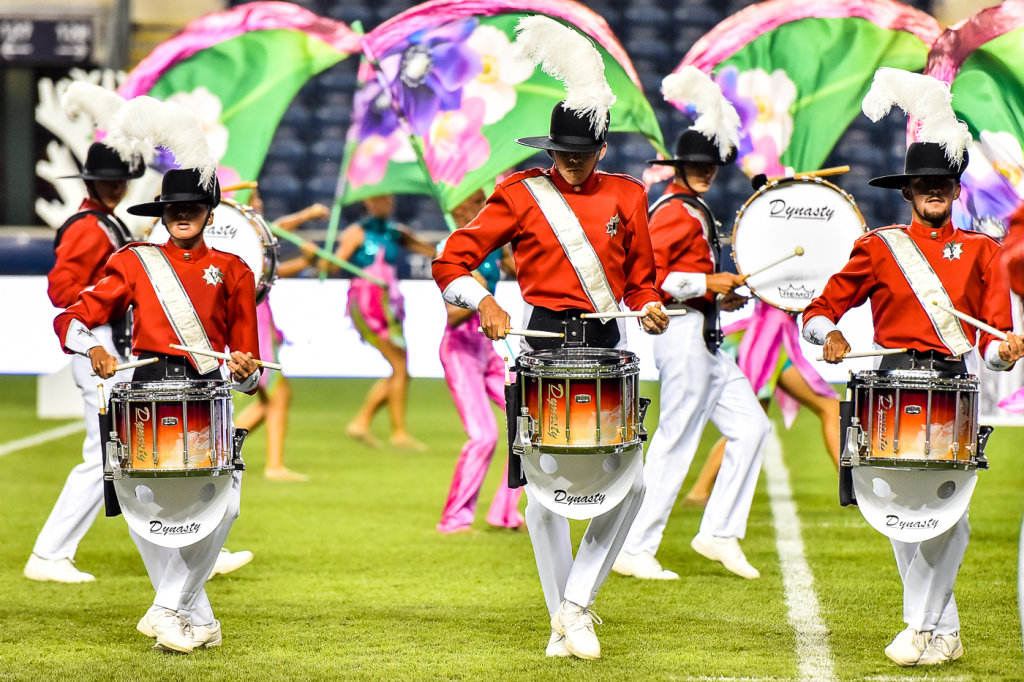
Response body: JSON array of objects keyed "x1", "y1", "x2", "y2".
[
  {"x1": 26, "y1": 142, "x2": 142, "y2": 584},
  {"x1": 803, "y1": 74, "x2": 1023, "y2": 666},
  {"x1": 55, "y1": 168, "x2": 260, "y2": 654}
]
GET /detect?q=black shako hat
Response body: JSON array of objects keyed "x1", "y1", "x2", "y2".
[
  {"x1": 516, "y1": 101, "x2": 609, "y2": 153},
  {"x1": 869, "y1": 141, "x2": 969, "y2": 189},
  {"x1": 647, "y1": 129, "x2": 737, "y2": 167},
  {"x1": 127, "y1": 168, "x2": 221, "y2": 217},
  {"x1": 60, "y1": 141, "x2": 145, "y2": 181}
]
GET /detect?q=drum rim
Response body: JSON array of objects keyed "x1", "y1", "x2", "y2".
[
  {"x1": 111, "y1": 379, "x2": 231, "y2": 394},
  {"x1": 519, "y1": 347, "x2": 639, "y2": 369},
  {"x1": 851, "y1": 369, "x2": 978, "y2": 385}
]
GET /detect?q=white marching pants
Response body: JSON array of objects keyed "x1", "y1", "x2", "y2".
[
  {"x1": 891, "y1": 511, "x2": 969, "y2": 634},
  {"x1": 526, "y1": 465, "x2": 644, "y2": 615},
  {"x1": 130, "y1": 471, "x2": 242, "y2": 626},
  {"x1": 623, "y1": 312, "x2": 769, "y2": 557},
  {"x1": 33, "y1": 325, "x2": 128, "y2": 561}
]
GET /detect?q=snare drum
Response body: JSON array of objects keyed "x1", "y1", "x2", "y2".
[
  {"x1": 108, "y1": 380, "x2": 234, "y2": 476},
  {"x1": 732, "y1": 177, "x2": 866, "y2": 311},
  {"x1": 847, "y1": 370, "x2": 980, "y2": 468},
  {"x1": 149, "y1": 198, "x2": 279, "y2": 303}
]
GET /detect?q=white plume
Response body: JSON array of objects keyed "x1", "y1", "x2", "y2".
[
  {"x1": 862, "y1": 67, "x2": 971, "y2": 164},
  {"x1": 514, "y1": 15, "x2": 616, "y2": 136},
  {"x1": 61, "y1": 82, "x2": 125, "y2": 132},
  {"x1": 662, "y1": 67, "x2": 741, "y2": 162},
  {"x1": 105, "y1": 96, "x2": 217, "y2": 188}
]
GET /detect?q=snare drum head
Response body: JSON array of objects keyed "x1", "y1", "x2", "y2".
[
  {"x1": 732, "y1": 177, "x2": 866, "y2": 311},
  {"x1": 113, "y1": 473, "x2": 235, "y2": 548},
  {"x1": 521, "y1": 446, "x2": 642, "y2": 520},
  {"x1": 851, "y1": 467, "x2": 977, "y2": 543},
  {"x1": 148, "y1": 198, "x2": 279, "y2": 303}
]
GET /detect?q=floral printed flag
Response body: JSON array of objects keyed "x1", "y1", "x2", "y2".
[
  {"x1": 925, "y1": 0, "x2": 1024, "y2": 236},
  {"x1": 341, "y1": 0, "x2": 666, "y2": 213},
  {"x1": 118, "y1": 1, "x2": 360, "y2": 191},
  {"x1": 677, "y1": 0, "x2": 940, "y2": 177}
]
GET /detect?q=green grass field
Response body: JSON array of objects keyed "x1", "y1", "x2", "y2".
[{"x1": 1, "y1": 373, "x2": 1023, "y2": 681}]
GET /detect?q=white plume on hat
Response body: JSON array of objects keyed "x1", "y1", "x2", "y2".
[
  {"x1": 662, "y1": 67, "x2": 741, "y2": 161},
  {"x1": 862, "y1": 67, "x2": 972, "y2": 164},
  {"x1": 104, "y1": 96, "x2": 218, "y2": 188},
  {"x1": 514, "y1": 15, "x2": 616, "y2": 136},
  {"x1": 61, "y1": 82, "x2": 126, "y2": 132}
]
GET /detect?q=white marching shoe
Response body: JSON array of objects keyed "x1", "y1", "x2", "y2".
[
  {"x1": 612, "y1": 550, "x2": 679, "y2": 580},
  {"x1": 145, "y1": 607, "x2": 195, "y2": 654},
  {"x1": 551, "y1": 600, "x2": 602, "y2": 660},
  {"x1": 190, "y1": 620, "x2": 223, "y2": 649},
  {"x1": 917, "y1": 632, "x2": 963, "y2": 666},
  {"x1": 545, "y1": 629, "x2": 571, "y2": 657},
  {"x1": 24, "y1": 554, "x2": 95, "y2": 583},
  {"x1": 690, "y1": 533, "x2": 760, "y2": 579},
  {"x1": 884, "y1": 627, "x2": 932, "y2": 666},
  {"x1": 209, "y1": 548, "x2": 253, "y2": 578}
]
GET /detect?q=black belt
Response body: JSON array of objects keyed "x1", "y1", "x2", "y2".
[
  {"x1": 879, "y1": 349, "x2": 967, "y2": 374},
  {"x1": 133, "y1": 352, "x2": 219, "y2": 382},
  {"x1": 526, "y1": 306, "x2": 620, "y2": 350}
]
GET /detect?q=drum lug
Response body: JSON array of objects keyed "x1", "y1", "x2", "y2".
[
  {"x1": 104, "y1": 441, "x2": 125, "y2": 480},
  {"x1": 513, "y1": 414, "x2": 535, "y2": 455},
  {"x1": 637, "y1": 397, "x2": 652, "y2": 443},
  {"x1": 976, "y1": 425, "x2": 994, "y2": 469},
  {"x1": 232, "y1": 428, "x2": 248, "y2": 471},
  {"x1": 842, "y1": 425, "x2": 862, "y2": 467}
]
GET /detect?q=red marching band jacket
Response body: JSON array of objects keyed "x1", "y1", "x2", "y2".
[
  {"x1": 48, "y1": 198, "x2": 129, "y2": 308},
  {"x1": 648, "y1": 182, "x2": 716, "y2": 309}
]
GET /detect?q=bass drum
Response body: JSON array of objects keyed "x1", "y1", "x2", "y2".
[
  {"x1": 148, "y1": 198, "x2": 279, "y2": 303},
  {"x1": 732, "y1": 176, "x2": 866, "y2": 311}
]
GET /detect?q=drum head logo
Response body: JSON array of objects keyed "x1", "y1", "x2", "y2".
[{"x1": 851, "y1": 467, "x2": 977, "y2": 543}]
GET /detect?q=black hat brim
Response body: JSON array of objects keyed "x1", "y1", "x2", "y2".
[
  {"x1": 868, "y1": 168, "x2": 962, "y2": 189},
  {"x1": 58, "y1": 168, "x2": 146, "y2": 181},
  {"x1": 516, "y1": 136, "x2": 606, "y2": 153},
  {"x1": 646, "y1": 153, "x2": 732, "y2": 167},
  {"x1": 127, "y1": 193, "x2": 215, "y2": 217}
]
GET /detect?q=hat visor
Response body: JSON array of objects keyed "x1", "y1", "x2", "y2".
[
  {"x1": 647, "y1": 154, "x2": 728, "y2": 167},
  {"x1": 869, "y1": 169, "x2": 961, "y2": 189},
  {"x1": 516, "y1": 136, "x2": 605, "y2": 153},
  {"x1": 128, "y1": 193, "x2": 213, "y2": 217},
  {"x1": 58, "y1": 170, "x2": 145, "y2": 181}
]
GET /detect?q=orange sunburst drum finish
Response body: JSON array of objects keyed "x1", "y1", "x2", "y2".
[
  {"x1": 849, "y1": 370, "x2": 979, "y2": 464},
  {"x1": 520, "y1": 348, "x2": 639, "y2": 450},
  {"x1": 110, "y1": 381, "x2": 232, "y2": 473}
]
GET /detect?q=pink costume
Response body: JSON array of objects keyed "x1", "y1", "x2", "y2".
[
  {"x1": 437, "y1": 312, "x2": 523, "y2": 532},
  {"x1": 255, "y1": 298, "x2": 283, "y2": 392}
]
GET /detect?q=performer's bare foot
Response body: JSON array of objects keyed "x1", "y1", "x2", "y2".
[
  {"x1": 389, "y1": 433, "x2": 427, "y2": 451},
  {"x1": 345, "y1": 423, "x2": 382, "y2": 448},
  {"x1": 264, "y1": 467, "x2": 309, "y2": 482}
]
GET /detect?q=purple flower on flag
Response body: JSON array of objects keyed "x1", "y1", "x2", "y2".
[
  {"x1": 713, "y1": 66, "x2": 794, "y2": 177},
  {"x1": 355, "y1": 18, "x2": 482, "y2": 139},
  {"x1": 955, "y1": 131, "x2": 1024, "y2": 237},
  {"x1": 424, "y1": 96, "x2": 490, "y2": 185}
]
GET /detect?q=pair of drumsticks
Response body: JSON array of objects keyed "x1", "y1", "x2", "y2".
[{"x1": 96, "y1": 344, "x2": 283, "y2": 375}]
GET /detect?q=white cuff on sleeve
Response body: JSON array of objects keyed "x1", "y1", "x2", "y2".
[
  {"x1": 232, "y1": 368, "x2": 262, "y2": 393},
  {"x1": 803, "y1": 315, "x2": 839, "y2": 345},
  {"x1": 984, "y1": 340, "x2": 1013, "y2": 371},
  {"x1": 661, "y1": 272, "x2": 706, "y2": 301},
  {"x1": 442, "y1": 275, "x2": 491, "y2": 311},
  {"x1": 64, "y1": 319, "x2": 103, "y2": 355}
]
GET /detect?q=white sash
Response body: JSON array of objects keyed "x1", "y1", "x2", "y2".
[
  {"x1": 522, "y1": 176, "x2": 619, "y2": 317},
  {"x1": 131, "y1": 246, "x2": 220, "y2": 374},
  {"x1": 876, "y1": 228, "x2": 973, "y2": 356}
]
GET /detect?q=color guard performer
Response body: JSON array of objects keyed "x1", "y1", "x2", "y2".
[
  {"x1": 802, "y1": 68, "x2": 1024, "y2": 667},
  {"x1": 433, "y1": 17, "x2": 667, "y2": 660}
]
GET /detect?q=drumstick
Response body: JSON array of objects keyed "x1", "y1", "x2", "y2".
[
  {"x1": 97, "y1": 385, "x2": 106, "y2": 415},
  {"x1": 169, "y1": 344, "x2": 284, "y2": 371},
  {"x1": 741, "y1": 247, "x2": 805, "y2": 282},
  {"x1": 89, "y1": 357, "x2": 159, "y2": 377},
  {"x1": 581, "y1": 309, "x2": 688, "y2": 319},
  {"x1": 931, "y1": 300, "x2": 1009, "y2": 341},
  {"x1": 477, "y1": 327, "x2": 564, "y2": 339},
  {"x1": 768, "y1": 165, "x2": 850, "y2": 182},
  {"x1": 814, "y1": 347, "x2": 908, "y2": 361},
  {"x1": 221, "y1": 181, "x2": 259, "y2": 193}
]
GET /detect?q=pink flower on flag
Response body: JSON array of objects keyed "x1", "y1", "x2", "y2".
[
  {"x1": 167, "y1": 87, "x2": 230, "y2": 162},
  {"x1": 348, "y1": 131, "x2": 411, "y2": 189},
  {"x1": 463, "y1": 24, "x2": 533, "y2": 125},
  {"x1": 424, "y1": 96, "x2": 489, "y2": 185}
]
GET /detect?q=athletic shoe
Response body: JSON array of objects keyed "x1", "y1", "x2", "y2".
[
  {"x1": 190, "y1": 620, "x2": 223, "y2": 649},
  {"x1": 209, "y1": 548, "x2": 253, "y2": 578},
  {"x1": 885, "y1": 627, "x2": 932, "y2": 666},
  {"x1": 917, "y1": 632, "x2": 963, "y2": 666},
  {"x1": 137, "y1": 611, "x2": 157, "y2": 638},
  {"x1": 24, "y1": 554, "x2": 95, "y2": 583},
  {"x1": 147, "y1": 607, "x2": 194, "y2": 654},
  {"x1": 690, "y1": 533, "x2": 760, "y2": 579},
  {"x1": 551, "y1": 600, "x2": 601, "y2": 660},
  {"x1": 612, "y1": 550, "x2": 679, "y2": 580},
  {"x1": 545, "y1": 630, "x2": 571, "y2": 657}
]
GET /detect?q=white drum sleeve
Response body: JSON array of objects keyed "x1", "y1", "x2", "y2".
[
  {"x1": 984, "y1": 340, "x2": 1013, "y2": 371},
  {"x1": 661, "y1": 272, "x2": 706, "y2": 301},
  {"x1": 64, "y1": 319, "x2": 104, "y2": 355},
  {"x1": 232, "y1": 368, "x2": 261, "y2": 393},
  {"x1": 442, "y1": 275, "x2": 491, "y2": 311},
  {"x1": 802, "y1": 315, "x2": 839, "y2": 345}
]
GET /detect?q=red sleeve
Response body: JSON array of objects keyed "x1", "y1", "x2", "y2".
[
  {"x1": 1003, "y1": 203, "x2": 1024, "y2": 296},
  {"x1": 648, "y1": 198, "x2": 714, "y2": 304},
  {"x1": 432, "y1": 184, "x2": 518, "y2": 293},
  {"x1": 620, "y1": 189, "x2": 661, "y2": 311},
  {"x1": 53, "y1": 252, "x2": 134, "y2": 353},
  {"x1": 802, "y1": 237, "x2": 876, "y2": 324},
  {"x1": 47, "y1": 218, "x2": 116, "y2": 308}
]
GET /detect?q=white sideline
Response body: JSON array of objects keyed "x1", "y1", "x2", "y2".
[
  {"x1": 763, "y1": 428, "x2": 836, "y2": 681},
  {"x1": 0, "y1": 421, "x2": 85, "y2": 458}
]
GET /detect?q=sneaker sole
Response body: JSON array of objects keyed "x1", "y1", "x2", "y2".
[
  {"x1": 551, "y1": 617, "x2": 600, "y2": 660},
  {"x1": 210, "y1": 554, "x2": 253, "y2": 578},
  {"x1": 24, "y1": 569, "x2": 95, "y2": 584},
  {"x1": 690, "y1": 540, "x2": 759, "y2": 580}
]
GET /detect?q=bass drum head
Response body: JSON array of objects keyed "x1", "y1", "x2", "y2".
[
  {"x1": 521, "y1": 446, "x2": 643, "y2": 520},
  {"x1": 148, "y1": 198, "x2": 279, "y2": 304},
  {"x1": 732, "y1": 177, "x2": 866, "y2": 311}
]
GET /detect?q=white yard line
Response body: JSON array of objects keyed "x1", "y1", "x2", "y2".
[
  {"x1": 763, "y1": 430, "x2": 836, "y2": 682},
  {"x1": 0, "y1": 421, "x2": 85, "y2": 458}
]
